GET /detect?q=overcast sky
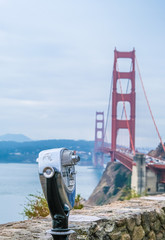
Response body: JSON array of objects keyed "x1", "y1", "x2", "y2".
[{"x1": 0, "y1": 0, "x2": 165, "y2": 148}]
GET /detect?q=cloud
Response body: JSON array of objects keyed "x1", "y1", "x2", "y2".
[{"x1": 0, "y1": 0, "x2": 164, "y2": 147}]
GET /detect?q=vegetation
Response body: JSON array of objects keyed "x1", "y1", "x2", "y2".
[
  {"x1": 103, "y1": 186, "x2": 110, "y2": 194},
  {"x1": 113, "y1": 169, "x2": 145, "y2": 201},
  {"x1": 156, "y1": 142, "x2": 165, "y2": 158},
  {"x1": 119, "y1": 186, "x2": 148, "y2": 201},
  {"x1": 113, "y1": 171, "x2": 130, "y2": 195},
  {"x1": 119, "y1": 186, "x2": 141, "y2": 201},
  {"x1": 22, "y1": 193, "x2": 49, "y2": 219},
  {"x1": 73, "y1": 194, "x2": 84, "y2": 209},
  {"x1": 22, "y1": 192, "x2": 84, "y2": 219}
]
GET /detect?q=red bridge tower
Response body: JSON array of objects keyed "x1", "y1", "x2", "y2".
[
  {"x1": 111, "y1": 49, "x2": 136, "y2": 161},
  {"x1": 94, "y1": 112, "x2": 104, "y2": 166}
]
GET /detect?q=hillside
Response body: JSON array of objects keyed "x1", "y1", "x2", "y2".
[
  {"x1": 0, "y1": 139, "x2": 94, "y2": 165},
  {"x1": 148, "y1": 142, "x2": 165, "y2": 159},
  {"x1": 87, "y1": 143, "x2": 165, "y2": 205},
  {"x1": 87, "y1": 161, "x2": 131, "y2": 205}
]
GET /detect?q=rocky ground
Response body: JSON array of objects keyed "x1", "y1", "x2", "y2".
[{"x1": 1, "y1": 195, "x2": 165, "y2": 239}]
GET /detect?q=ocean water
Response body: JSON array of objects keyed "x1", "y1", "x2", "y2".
[{"x1": 0, "y1": 163, "x2": 103, "y2": 224}]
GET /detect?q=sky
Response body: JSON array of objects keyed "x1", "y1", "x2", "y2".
[{"x1": 0, "y1": 0, "x2": 165, "y2": 148}]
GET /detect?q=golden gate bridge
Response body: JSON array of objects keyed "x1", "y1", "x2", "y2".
[{"x1": 94, "y1": 49, "x2": 165, "y2": 194}]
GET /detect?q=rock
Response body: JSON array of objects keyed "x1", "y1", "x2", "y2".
[
  {"x1": 156, "y1": 232, "x2": 164, "y2": 240},
  {"x1": 103, "y1": 236, "x2": 110, "y2": 240},
  {"x1": 141, "y1": 212, "x2": 150, "y2": 234},
  {"x1": 115, "y1": 219, "x2": 126, "y2": 227},
  {"x1": 109, "y1": 232, "x2": 121, "y2": 240},
  {"x1": 132, "y1": 226, "x2": 145, "y2": 240},
  {"x1": 121, "y1": 233, "x2": 131, "y2": 240},
  {"x1": 149, "y1": 211, "x2": 157, "y2": 222},
  {"x1": 105, "y1": 223, "x2": 115, "y2": 233},
  {"x1": 77, "y1": 235, "x2": 88, "y2": 240},
  {"x1": 126, "y1": 218, "x2": 135, "y2": 232},
  {"x1": 158, "y1": 209, "x2": 165, "y2": 224},
  {"x1": 148, "y1": 231, "x2": 156, "y2": 240},
  {"x1": 135, "y1": 214, "x2": 141, "y2": 226},
  {"x1": 151, "y1": 219, "x2": 161, "y2": 232}
]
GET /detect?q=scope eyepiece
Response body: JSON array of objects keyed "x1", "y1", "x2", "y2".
[{"x1": 43, "y1": 166, "x2": 55, "y2": 178}]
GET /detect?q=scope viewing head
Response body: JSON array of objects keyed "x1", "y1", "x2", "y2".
[{"x1": 37, "y1": 148, "x2": 80, "y2": 240}]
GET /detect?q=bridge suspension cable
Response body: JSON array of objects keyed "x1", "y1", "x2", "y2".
[
  {"x1": 104, "y1": 74, "x2": 113, "y2": 140},
  {"x1": 135, "y1": 56, "x2": 165, "y2": 152}
]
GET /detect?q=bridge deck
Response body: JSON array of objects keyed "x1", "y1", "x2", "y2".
[{"x1": 95, "y1": 146, "x2": 165, "y2": 173}]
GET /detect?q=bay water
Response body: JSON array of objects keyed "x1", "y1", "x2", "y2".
[{"x1": 0, "y1": 163, "x2": 103, "y2": 224}]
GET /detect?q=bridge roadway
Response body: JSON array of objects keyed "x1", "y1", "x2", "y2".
[{"x1": 98, "y1": 146, "x2": 165, "y2": 175}]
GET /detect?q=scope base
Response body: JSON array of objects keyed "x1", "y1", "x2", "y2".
[{"x1": 47, "y1": 229, "x2": 74, "y2": 240}]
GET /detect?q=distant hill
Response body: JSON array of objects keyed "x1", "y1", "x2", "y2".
[
  {"x1": 148, "y1": 142, "x2": 165, "y2": 159},
  {"x1": 0, "y1": 139, "x2": 94, "y2": 165},
  {"x1": 0, "y1": 134, "x2": 32, "y2": 142}
]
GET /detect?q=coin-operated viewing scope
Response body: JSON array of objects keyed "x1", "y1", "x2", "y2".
[{"x1": 37, "y1": 148, "x2": 80, "y2": 240}]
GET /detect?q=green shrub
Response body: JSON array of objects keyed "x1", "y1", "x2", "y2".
[
  {"x1": 114, "y1": 163, "x2": 121, "y2": 171},
  {"x1": 23, "y1": 192, "x2": 83, "y2": 219},
  {"x1": 103, "y1": 186, "x2": 110, "y2": 194},
  {"x1": 73, "y1": 194, "x2": 83, "y2": 209},
  {"x1": 113, "y1": 172, "x2": 128, "y2": 195},
  {"x1": 119, "y1": 186, "x2": 141, "y2": 201},
  {"x1": 22, "y1": 193, "x2": 49, "y2": 219}
]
